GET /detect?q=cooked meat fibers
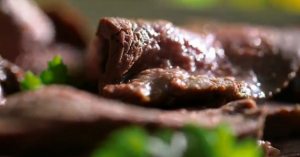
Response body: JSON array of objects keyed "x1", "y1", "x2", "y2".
[
  {"x1": 93, "y1": 17, "x2": 300, "y2": 106},
  {"x1": 103, "y1": 68, "x2": 253, "y2": 108},
  {"x1": 94, "y1": 17, "x2": 227, "y2": 89}
]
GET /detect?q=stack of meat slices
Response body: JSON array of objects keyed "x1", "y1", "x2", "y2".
[{"x1": 0, "y1": 0, "x2": 300, "y2": 156}]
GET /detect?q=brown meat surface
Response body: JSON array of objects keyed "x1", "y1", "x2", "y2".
[
  {"x1": 0, "y1": 85, "x2": 299, "y2": 156},
  {"x1": 103, "y1": 68, "x2": 253, "y2": 108},
  {"x1": 91, "y1": 17, "x2": 300, "y2": 107},
  {"x1": 0, "y1": 85, "x2": 264, "y2": 156},
  {"x1": 0, "y1": 57, "x2": 24, "y2": 105}
]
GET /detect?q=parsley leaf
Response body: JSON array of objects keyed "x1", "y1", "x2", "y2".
[
  {"x1": 91, "y1": 126, "x2": 149, "y2": 157},
  {"x1": 40, "y1": 55, "x2": 68, "y2": 84},
  {"x1": 20, "y1": 55, "x2": 69, "y2": 91},
  {"x1": 20, "y1": 72, "x2": 43, "y2": 90},
  {"x1": 91, "y1": 124, "x2": 263, "y2": 157}
]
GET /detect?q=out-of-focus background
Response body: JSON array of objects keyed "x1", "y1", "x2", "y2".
[{"x1": 34, "y1": 0, "x2": 300, "y2": 32}]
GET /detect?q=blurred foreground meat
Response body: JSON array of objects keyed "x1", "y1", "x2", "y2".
[
  {"x1": 40, "y1": 1, "x2": 92, "y2": 50},
  {"x1": 0, "y1": 85, "x2": 263, "y2": 156},
  {"x1": 90, "y1": 17, "x2": 300, "y2": 106},
  {"x1": 0, "y1": 86, "x2": 298, "y2": 156},
  {"x1": 0, "y1": 0, "x2": 91, "y2": 85},
  {"x1": 0, "y1": 0, "x2": 54, "y2": 62}
]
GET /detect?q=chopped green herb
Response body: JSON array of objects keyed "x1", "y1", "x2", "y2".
[
  {"x1": 91, "y1": 124, "x2": 263, "y2": 157},
  {"x1": 20, "y1": 55, "x2": 70, "y2": 91},
  {"x1": 40, "y1": 55, "x2": 68, "y2": 84},
  {"x1": 20, "y1": 72, "x2": 43, "y2": 90},
  {"x1": 91, "y1": 126, "x2": 149, "y2": 157}
]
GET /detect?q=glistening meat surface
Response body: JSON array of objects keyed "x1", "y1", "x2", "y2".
[
  {"x1": 103, "y1": 68, "x2": 253, "y2": 108},
  {"x1": 90, "y1": 17, "x2": 300, "y2": 107}
]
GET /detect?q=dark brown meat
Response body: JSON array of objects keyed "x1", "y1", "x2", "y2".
[
  {"x1": 103, "y1": 68, "x2": 253, "y2": 108},
  {"x1": 92, "y1": 17, "x2": 300, "y2": 106},
  {"x1": 272, "y1": 74, "x2": 300, "y2": 103},
  {"x1": 259, "y1": 104, "x2": 300, "y2": 157},
  {"x1": 93, "y1": 17, "x2": 226, "y2": 89},
  {"x1": 258, "y1": 140, "x2": 280, "y2": 157},
  {"x1": 272, "y1": 140, "x2": 300, "y2": 157},
  {"x1": 0, "y1": 57, "x2": 24, "y2": 104},
  {"x1": 1, "y1": 85, "x2": 300, "y2": 156},
  {"x1": 0, "y1": 85, "x2": 264, "y2": 156},
  {"x1": 262, "y1": 104, "x2": 300, "y2": 141},
  {"x1": 214, "y1": 25, "x2": 300, "y2": 98},
  {"x1": 184, "y1": 21, "x2": 300, "y2": 103}
]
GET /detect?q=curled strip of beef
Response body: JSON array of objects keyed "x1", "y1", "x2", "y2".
[
  {"x1": 0, "y1": 85, "x2": 263, "y2": 156},
  {"x1": 94, "y1": 17, "x2": 300, "y2": 102},
  {"x1": 103, "y1": 68, "x2": 253, "y2": 108}
]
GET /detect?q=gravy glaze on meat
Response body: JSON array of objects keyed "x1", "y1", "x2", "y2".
[{"x1": 89, "y1": 17, "x2": 300, "y2": 107}]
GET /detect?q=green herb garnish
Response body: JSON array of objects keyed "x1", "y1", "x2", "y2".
[
  {"x1": 20, "y1": 72, "x2": 43, "y2": 90},
  {"x1": 91, "y1": 124, "x2": 263, "y2": 157},
  {"x1": 40, "y1": 55, "x2": 68, "y2": 85},
  {"x1": 20, "y1": 55, "x2": 69, "y2": 90}
]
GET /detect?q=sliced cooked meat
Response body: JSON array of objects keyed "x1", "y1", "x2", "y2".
[
  {"x1": 91, "y1": 17, "x2": 300, "y2": 106},
  {"x1": 103, "y1": 68, "x2": 253, "y2": 108},
  {"x1": 0, "y1": 85, "x2": 264, "y2": 156}
]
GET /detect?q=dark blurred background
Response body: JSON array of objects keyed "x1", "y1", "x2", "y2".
[{"x1": 34, "y1": 0, "x2": 300, "y2": 32}]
